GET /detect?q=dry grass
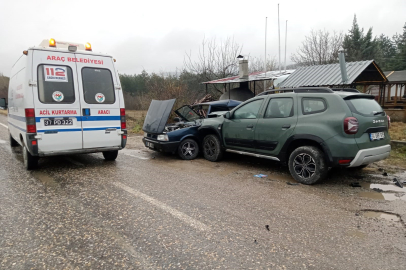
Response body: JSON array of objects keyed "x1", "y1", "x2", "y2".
[
  {"x1": 126, "y1": 110, "x2": 147, "y2": 134},
  {"x1": 389, "y1": 122, "x2": 406, "y2": 141}
]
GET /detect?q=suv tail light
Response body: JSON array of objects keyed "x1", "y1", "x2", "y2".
[
  {"x1": 120, "y1": 108, "x2": 126, "y2": 129},
  {"x1": 25, "y1": 108, "x2": 36, "y2": 133},
  {"x1": 387, "y1": 115, "x2": 391, "y2": 129},
  {"x1": 344, "y1": 117, "x2": 358, "y2": 134}
]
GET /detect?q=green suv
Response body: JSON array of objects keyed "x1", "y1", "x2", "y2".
[{"x1": 198, "y1": 88, "x2": 391, "y2": 184}]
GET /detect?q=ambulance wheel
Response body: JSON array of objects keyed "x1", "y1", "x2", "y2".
[
  {"x1": 103, "y1": 150, "x2": 118, "y2": 161},
  {"x1": 9, "y1": 133, "x2": 19, "y2": 147},
  {"x1": 23, "y1": 146, "x2": 38, "y2": 170}
]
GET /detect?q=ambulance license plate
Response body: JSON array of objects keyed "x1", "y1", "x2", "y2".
[
  {"x1": 369, "y1": 132, "x2": 385, "y2": 141},
  {"x1": 146, "y1": 142, "x2": 154, "y2": 149},
  {"x1": 44, "y1": 119, "x2": 73, "y2": 126}
]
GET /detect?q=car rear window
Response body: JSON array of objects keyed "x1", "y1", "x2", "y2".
[
  {"x1": 346, "y1": 98, "x2": 384, "y2": 116},
  {"x1": 82, "y1": 68, "x2": 115, "y2": 104},
  {"x1": 37, "y1": 65, "x2": 75, "y2": 104},
  {"x1": 302, "y1": 98, "x2": 327, "y2": 114}
]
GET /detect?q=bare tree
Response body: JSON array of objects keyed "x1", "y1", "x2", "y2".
[
  {"x1": 184, "y1": 37, "x2": 243, "y2": 93},
  {"x1": 291, "y1": 30, "x2": 344, "y2": 66},
  {"x1": 249, "y1": 55, "x2": 278, "y2": 73}
]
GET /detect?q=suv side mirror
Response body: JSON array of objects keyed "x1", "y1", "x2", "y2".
[
  {"x1": 0, "y1": 98, "x2": 7, "y2": 109},
  {"x1": 224, "y1": 112, "x2": 231, "y2": 119}
]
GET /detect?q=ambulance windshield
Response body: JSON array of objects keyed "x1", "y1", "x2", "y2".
[{"x1": 82, "y1": 68, "x2": 115, "y2": 104}]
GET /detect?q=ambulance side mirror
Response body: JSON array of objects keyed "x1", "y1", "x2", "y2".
[{"x1": 0, "y1": 98, "x2": 7, "y2": 109}]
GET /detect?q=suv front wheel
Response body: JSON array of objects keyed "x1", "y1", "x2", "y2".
[
  {"x1": 203, "y1": 134, "x2": 224, "y2": 162},
  {"x1": 288, "y1": 146, "x2": 327, "y2": 185}
]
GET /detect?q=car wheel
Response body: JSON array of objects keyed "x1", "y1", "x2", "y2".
[
  {"x1": 203, "y1": 134, "x2": 224, "y2": 162},
  {"x1": 103, "y1": 150, "x2": 118, "y2": 161},
  {"x1": 23, "y1": 145, "x2": 38, "y2": 170},
  {"x1": 178, "y1": 139, "x2": 199, "y2": 160},
  {"x1": 288, "y1": 146, "x2": 327, "y2": 185},
  {"x1": 9, "y1": 133, "x2": 19, "y2": 147}
]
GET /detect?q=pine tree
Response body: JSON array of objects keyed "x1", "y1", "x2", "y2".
[{"x1": 343, "y1": 15, "x2": 380, "y2": 62}]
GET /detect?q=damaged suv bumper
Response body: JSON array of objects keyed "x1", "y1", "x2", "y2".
[
  {"x1": 348, "y1": 144, "x2": 391, "y2": 167},
  {"x1": 142, "y1": 137, "x2": 179, "y2": 154}
]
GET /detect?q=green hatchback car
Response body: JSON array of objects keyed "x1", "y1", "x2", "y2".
[{"x1": 198, "y1": 87, "x2": 391, "y2": 184}]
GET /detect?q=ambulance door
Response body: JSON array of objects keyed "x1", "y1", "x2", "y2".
[
  {"x1": 32, "y1": 50, "x2": 83, "y2": 153},
  {"x1": 75, "y1": 54, "x2": 121, "y2": 149}
]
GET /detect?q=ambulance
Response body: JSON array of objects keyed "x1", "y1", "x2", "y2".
[{"x1": 7, "y1": 39, "x2": 127, "y2": 170}]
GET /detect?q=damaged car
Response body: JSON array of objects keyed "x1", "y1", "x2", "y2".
[{"x1": 142, "y1": 99, "x2": 240, "y2": 160}]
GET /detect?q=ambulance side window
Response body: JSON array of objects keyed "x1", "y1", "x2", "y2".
[
  {"x1": 37, "y1": 65, "x2": 75, "y2": 104},
  {"x1": 82, "y1": 68, "x2": 115, "y2": 104}
]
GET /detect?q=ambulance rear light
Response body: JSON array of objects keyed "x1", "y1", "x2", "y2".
[
  {"x1": 120, "y1": 108, "x2": 126, "y2": 129},
  {"x1": 49, "y1": 38, "x2": 56, "y2": 47},
  {"x1": 25, "y1": 108, "x2": 36, "y2": 133},
  {"x1": 85, "y1": 42, "x2": 92, "y2": 51}
]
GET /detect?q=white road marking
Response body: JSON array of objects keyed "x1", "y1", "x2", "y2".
[
  {"x1": 0, "y1": 123, "x2": 8, "y2": 129},
  {"x1": 123, "y1": 153, "x2": 149, "y2": 160},
  {"x1": 113, "y1": 182, "x2": 210, "y2": 232},
  {"x1": 64, "y1": 157, "x2": 84, "y2": 166}
]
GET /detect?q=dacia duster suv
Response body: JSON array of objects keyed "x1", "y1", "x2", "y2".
[{"x1": 198, "y1": 88, "x2": 391, "y2": 184}]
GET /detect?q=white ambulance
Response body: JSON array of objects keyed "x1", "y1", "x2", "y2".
[{"x1": 7, "y1": 39, "x2": 127, "y2": 170}]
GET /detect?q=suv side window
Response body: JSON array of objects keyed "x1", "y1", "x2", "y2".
[
  {"x1": 302, "y1": 98, "x2": 327, "y2": 114},
  {"x1": 265, "y1": 98, "x2": 293, "y2": 118},
  {"x1": 233, "y1": 99, "x2": 263, "y2": 119}
]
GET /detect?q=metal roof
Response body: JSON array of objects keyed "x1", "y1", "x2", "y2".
[
  {"x1": 384, "y1": 70, "x2": 406, "y2": 83},
  {"x1": 279, "y1": 60, "x2": 386, "y2": 88},
  {"x1": 202, "y1": 70, "x2": 295, "y2": 84}
]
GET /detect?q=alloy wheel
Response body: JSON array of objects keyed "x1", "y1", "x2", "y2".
[
  {"x1": 204, "y1": 139, "x2": 216, "y2": 157},
  {"x1": 181, "y1": 142, "x2": 196, "y2": 157},
  {"x1": 293, "y1": 153, "x2": 316, "y2": 179}
]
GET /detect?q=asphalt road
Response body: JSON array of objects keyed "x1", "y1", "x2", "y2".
[{"x1": 0, "y1": 113, "x2": 405, "y2": 269}]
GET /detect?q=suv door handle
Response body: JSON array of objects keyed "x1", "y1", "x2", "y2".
[
  {"x1": 246, "y1": 124, "x2": 254, "y2": 129},
  {"x1": 282, "y1": 124, "x2": 291, "y2": 129}
]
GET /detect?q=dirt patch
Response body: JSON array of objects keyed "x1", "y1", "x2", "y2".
[{"x1": 0, "y1": 109, "x2": 7, "y2": 116}]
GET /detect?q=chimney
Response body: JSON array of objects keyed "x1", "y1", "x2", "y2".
[
  {"x1": 239, "y1": 59, "x2": 249, "y2": 80},
  {"x1": 338, "y1": 48, "x2": 348, "y2": 83}
]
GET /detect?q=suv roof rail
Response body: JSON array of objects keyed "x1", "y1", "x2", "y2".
[
  {"x1": 331, "y1": 88, "x2": 360, "y2": 93},
  {"x1": 257, "y1": 87, "x2": 334, "y2": 96}
]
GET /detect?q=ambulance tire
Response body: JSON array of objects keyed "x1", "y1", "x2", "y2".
[
  {"x1": 9, "y1": 133, "x2": 19, "y2": 147},
  {"x1": 103, "y1": 150, "x2": 118, "y2": 161},
  {"x1": 23, "y1": 145, "x2": 38, "y2": 170}
]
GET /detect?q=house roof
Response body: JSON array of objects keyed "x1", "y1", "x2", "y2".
[
  {"x1": 202, "y1": 70, "x2": 295, "y2": 84},
  {"x1": 384, "y1": 70, "x2": 406, "y2": 83},
  {"x1": 279, "y1": 60, "x2": 387, "y2": 88}
]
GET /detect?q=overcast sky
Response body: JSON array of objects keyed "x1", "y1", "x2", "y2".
[{"x1": 0, "y1": 0, "x2": 405, "y2": 77}]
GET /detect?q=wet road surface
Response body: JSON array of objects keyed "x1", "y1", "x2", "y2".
[{"x1": 0, "y1": 114, "x2": 405, "y2": 269}]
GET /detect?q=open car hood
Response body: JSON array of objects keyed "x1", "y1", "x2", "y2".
[{"x1": 143, "y1": 99, "x2": 176, "y2": 134}]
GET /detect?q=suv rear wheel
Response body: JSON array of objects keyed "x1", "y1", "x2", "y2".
[
  {"x1": 203, "y1": 134, "x2": 224, "y2": 162},
  {"x1": 178, "y1": 139, "x2": 199, "y2": 160},
  {"x1": 288, "y1": 146, "x2": 327, "y2": 185}
]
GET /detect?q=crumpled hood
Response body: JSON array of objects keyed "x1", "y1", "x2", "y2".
[{"x1": 143, "y1": 99, "x2": 176, "y2": 134}]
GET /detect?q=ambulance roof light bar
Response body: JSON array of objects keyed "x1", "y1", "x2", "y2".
[
  {"x1": 85, "y1": 42, "x2": 92, "y2": 51},
  {"x1": 49, "y1": 38, "x2": 56, "y2": 47}
]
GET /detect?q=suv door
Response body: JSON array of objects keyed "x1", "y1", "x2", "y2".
[
  {"x1": 255, "y1": 96, "x2": 298, "y2": 156},
  {"x1": 223, "y1": 98, "x2": 264, "y2": 152},
  {"x1": 33, "y1": 50, "x2": 83, "y2": 153},
  {"x1": 75, "y1": 54, "x2": 122, "y2": 149}
]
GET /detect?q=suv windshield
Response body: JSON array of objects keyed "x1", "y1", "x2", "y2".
[
  {"x1": 346, "y1": 98, "x2": 384, "y2": 116},
  {"x1": 175, "y1": 105, "x2": 201, "y2": 121}
]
